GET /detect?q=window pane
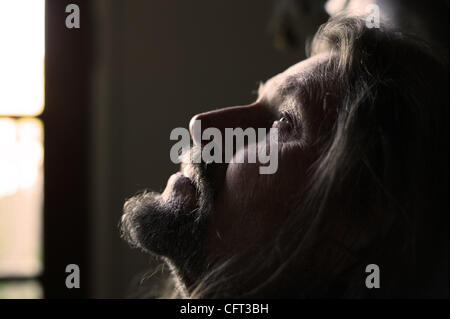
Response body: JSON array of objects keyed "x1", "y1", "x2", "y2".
[
  {"x1": 0, "y1": 119, "x2": 43, "y2": 277},
  {"x1": 0, "y1": 280, "x2": 42, "y2": 299},
  {"x1": 0, "y1": 0, "x2": 45, "y2": 116}
]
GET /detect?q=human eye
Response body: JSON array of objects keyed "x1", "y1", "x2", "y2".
[
  {"x1": 271, "y1": 110, "x2": 302, "y2": 142},
  {"x1": 272, "y1": 111, "x2": 294, "y2": 131}
]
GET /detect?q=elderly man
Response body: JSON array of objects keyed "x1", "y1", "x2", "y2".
[{"x1": 120, "y1": 15, "x2": 448, "y2": 298}]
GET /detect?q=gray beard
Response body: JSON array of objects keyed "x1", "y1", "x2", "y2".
[{"x1": 119, "y1": 160, "x2": 215, "y2": 289}]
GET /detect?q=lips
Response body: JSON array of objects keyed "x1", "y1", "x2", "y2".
[{"x1": 161, "y1": 172, "x2": 199, "y2": 211}]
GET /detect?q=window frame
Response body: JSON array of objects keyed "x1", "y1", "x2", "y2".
[{"x1": 41, "y1": 0, "x2": 92, "y2": 298}]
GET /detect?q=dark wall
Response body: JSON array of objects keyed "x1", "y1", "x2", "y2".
[{"x1": 89, "y1": 0, "x2": 301, "y2": 298}]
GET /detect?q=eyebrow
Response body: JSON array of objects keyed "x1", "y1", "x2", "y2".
[
  {"x1": 281, "y1": 76, "x2": 310, "y2": 99},
  {"x1": 258, "y1": 76, "x2": 310, "y2": 113}
]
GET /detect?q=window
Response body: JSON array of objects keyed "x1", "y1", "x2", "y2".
[{"x1": 0, "y1": 0, "x2": 45, "y2": 299}]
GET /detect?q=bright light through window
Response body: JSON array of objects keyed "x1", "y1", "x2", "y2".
[
  {"x1": 0, "y1": 0, "x2": 45, "y2": 299},
  {"x1": 0, "y1": 119, "x2": 44, "y2": 277},
  {"x1": 0, "y1": 0, "x2": 45, "y2": 116}
]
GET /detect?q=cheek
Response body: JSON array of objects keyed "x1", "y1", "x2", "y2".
[
  {"x1": 224, "y1": 144, "x2": 309, "y2": 208},
  {"x1": 207, "y1": 144, "x2": 313, "y2": 253}
]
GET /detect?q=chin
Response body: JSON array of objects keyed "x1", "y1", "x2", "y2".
[{"x1": 120, "y1": 168, "x2": 214, "y2": 290}]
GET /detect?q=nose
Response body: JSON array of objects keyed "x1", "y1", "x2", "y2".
[{"x1": 189, "y1": 103, "x2": 272, "y2": 145}]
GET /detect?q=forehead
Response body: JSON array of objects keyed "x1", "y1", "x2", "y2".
[
  {"x1": 260, "y1": 53, "x2": 332, "y2": 102},
  {"x1": 280, "y1": 52, "x2": 331, "y2": 80}
]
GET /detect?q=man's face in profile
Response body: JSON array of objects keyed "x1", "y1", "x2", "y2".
[
  {"x1": 120, "y1": 10, "x2": 450, "y2": 298},
  {"x1": 120, "y1": 52, "x2": 335, "y2": 286}
]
